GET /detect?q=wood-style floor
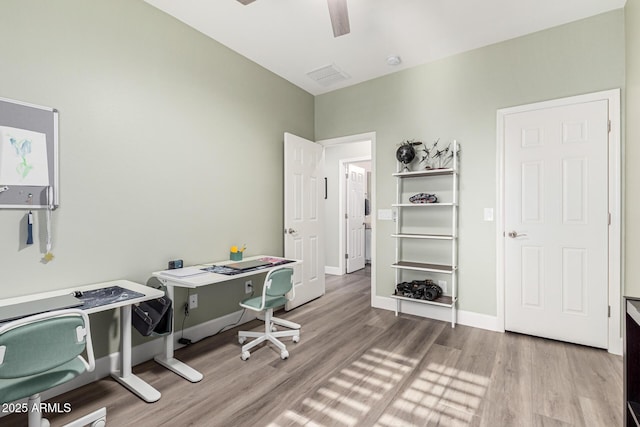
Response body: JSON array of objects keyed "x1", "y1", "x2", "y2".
[{"x1": 3, "y1": 267, "x2": 623, "y2": 426}]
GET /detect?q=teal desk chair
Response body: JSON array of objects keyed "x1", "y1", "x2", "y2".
[
  {"x1": 238, "y1": 267, "x2": 300, "y2": 360},
  {"x1": 0, "y1": 309, "x2": 107, "y2": 427}
]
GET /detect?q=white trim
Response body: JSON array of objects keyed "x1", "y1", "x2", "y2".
[
  {"x1": 325, "y1": 266, "x2": 342, "y2": 275},
  {"x1": 318, "y1": 132, "x2": 375, "y2": 147},
  {"x1": 372, "y1": 295, "x2": 501, "y2": 332},
  {"x1": 496, "y1": 89, "x2": 622, "y2": 355}
]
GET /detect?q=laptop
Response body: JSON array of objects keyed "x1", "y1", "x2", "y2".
[
  {"x1": 226, "y1": 259, "x2": 272, "y2": 271},
  {"x1": 0, "y1": 294, "x2": 83, "y2": 323}
]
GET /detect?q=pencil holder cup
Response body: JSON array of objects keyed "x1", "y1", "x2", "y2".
[{"x1": 230, "y1": 251, "x2": 243, "y2": 261}]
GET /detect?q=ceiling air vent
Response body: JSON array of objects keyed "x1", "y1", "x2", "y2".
[{"x1": 306, "y1": 64, "x2": 350, "y2": 87}]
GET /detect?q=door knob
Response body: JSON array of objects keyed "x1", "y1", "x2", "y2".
[
  {"x1": 285, "y1": 228, "x2": 297, "y2": 234},
  {"x1": 508, "y1": 230, "x2": 528, "y2": 238}
]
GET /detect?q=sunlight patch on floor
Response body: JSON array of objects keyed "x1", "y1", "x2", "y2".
[
  {"x1": 266, "y1": 410, "x2": 322, "y2": 427},
  {"x1": 317, "y1": 387, "x2": 371, "y2": 412},
  {"x1": 374, "y1": 361, "x2": 489, "y2": 426},
  {"x1": 327, "y1": 377, "x2": 383, "y2": 400},
  {"x1": 268, "y1": 347, "x2": 419, "y2": 426}
]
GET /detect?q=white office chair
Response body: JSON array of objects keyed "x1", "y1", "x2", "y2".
[
  {"x1": 238, "y1": 267, "x2": 300, "y2": 360},
  {"x1": 0, "y1": 309, "x2": 107, "y2": 427}
]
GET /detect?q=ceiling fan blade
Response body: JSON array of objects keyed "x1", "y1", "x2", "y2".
[
  {"x1": 327, "y1": 0, "x2": 350, "y2": 37},
  {"x1": 237, "y1": 0, "x2": 256, "y2": 5}
]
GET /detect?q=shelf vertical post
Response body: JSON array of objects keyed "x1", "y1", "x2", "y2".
[
  {"x1": 395, "y1": 162, "x2": 402, "y2": 310},
  {"x1": 452, "y1": 140, "x2": 459, "y2": 327}
]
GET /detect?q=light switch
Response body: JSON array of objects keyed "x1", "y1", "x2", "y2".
[
  {"x1": 484, "y1": 208, "x2": 494, "y2": 222},
  {"x1": 378, "y1": 209, "x2": 393, "y2": 220}
]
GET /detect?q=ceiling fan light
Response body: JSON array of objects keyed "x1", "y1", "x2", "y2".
[{"x1": 386, "y1": 55, "x2": 402, "y2": 66}]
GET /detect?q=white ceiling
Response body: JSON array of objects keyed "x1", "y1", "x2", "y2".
[{"x1": 144, "y1": 0, "x2": 626, "y2": 96}]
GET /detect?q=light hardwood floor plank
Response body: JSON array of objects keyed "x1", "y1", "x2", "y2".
[
  {"x1": 480, "y1": 332, "x2": 534, "y2": 427},
  {"x1": 531, "y1": 338, "x2": 586, "y2": 425}
]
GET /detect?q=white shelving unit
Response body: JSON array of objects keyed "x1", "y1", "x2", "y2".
[{"x1": 390, "y1": 141, "x2": 459, "y2": 327}]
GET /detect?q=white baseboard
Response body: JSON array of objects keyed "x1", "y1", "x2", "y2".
[
  {"x1": 609, "y1": 337, "x2": 623, "y2": 356},
  {"x1": 372, "y1": 295, "x2": 502, "y2": 332},
  {"x1": 325, "y1": 266, "x2": 342, "y2": 275}
]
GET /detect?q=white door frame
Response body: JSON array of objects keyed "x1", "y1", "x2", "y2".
[
  {"x1": 318, "y1": 132, "x2": 377, "y2": 296},
  {"x1": 496, "y1": 89, "x2": 622, "y2": 354}
]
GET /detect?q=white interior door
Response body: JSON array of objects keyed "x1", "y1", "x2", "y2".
[
  {"x1": 504, "y1": 99, "x2": 609, "y2": 348},
  {"x1": 346, "y1": 163, "x2": 365, "y2": 273},
  {"x1": 284, "y1": 132, "x2": 325, "y2": 310}
]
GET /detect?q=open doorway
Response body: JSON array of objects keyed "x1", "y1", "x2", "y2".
[{"x1": 319, "y1": 133, "x2": 373, "y2": 276}]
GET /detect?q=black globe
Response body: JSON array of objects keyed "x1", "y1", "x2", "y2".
[{"x1": 396, "y1": 144, "x2": 416, "y2": 165}]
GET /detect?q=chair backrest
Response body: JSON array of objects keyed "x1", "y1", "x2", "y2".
[
  {"x1": 265, "y1": 268, "x2": 294, "y2": 298},
  {"x1": 0, "y1": 309, "x2": 94, "y2": 379}
]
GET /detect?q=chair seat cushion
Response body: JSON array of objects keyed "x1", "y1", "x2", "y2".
[
  {"x1": 0, "y1": 357, "x2": 86, "y2": 404},
  {"x1": 240, "y1": 295, "x2": 287, "y2": 311}
]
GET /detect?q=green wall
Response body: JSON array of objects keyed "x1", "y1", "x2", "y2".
[
  {"x1": 315, "y1": 10, "x2": 626, "y2": 316},
  {"x1": 0, "y1": 0, "x2": 314, "y2": 356},
  {"x1": 626, "y1": 0, "x2": 640, "y2": 297}
]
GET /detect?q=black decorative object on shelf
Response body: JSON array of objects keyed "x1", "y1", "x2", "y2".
[
  {"x1": 395, "y1": 280, "x2": 442, "y2": 301},
  {"x1": 396, "y1": 139, "x2": 422, "y2": 172}
]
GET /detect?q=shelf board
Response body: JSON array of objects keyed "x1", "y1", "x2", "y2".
[
  {"x1": 391, "y1": 233, "x2": 454, "y2": 240},
  {"x1": 390, "y1": 294, "x2": 457, "y2": 308},
  {"x1": 391, "y1": 261, "x2": 456, "y2": 273},
  {"x1": 392, "y1": 202, "x2": 456, "y2": 207},
  {"x1": 393, "y1": 168, "x2": 455, "y2": 178}
]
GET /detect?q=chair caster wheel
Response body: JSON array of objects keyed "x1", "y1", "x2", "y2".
[
  {"x1": 241, "y1": 351, "x2": 250, "y2": 361},
  {"x1": 292, "y1": 335, "x2": 300, "y2": 343},
  {"x1": 239, "y1": 336, "x2": 247, "y2": 344},
  {"x1": 280, "y1": 350, "x2": 289, "y2": 360},
  {"x1": 91, "y1": 419, "x2": 107, "y2": 427},
  {"x1": 271, "y1": 326, "x2": 278, "y2": 332}
]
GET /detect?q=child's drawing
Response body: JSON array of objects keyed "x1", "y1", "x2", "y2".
[{"x1": 0, "y1": 126, "x2": 49, "y2": 186}]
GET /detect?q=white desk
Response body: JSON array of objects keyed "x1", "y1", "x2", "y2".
[
  {"x1": 0, "y1": 280, "x2": 164, "y2": 403},
  {"x1": 152, "y1": 255, "x2": 300, "y2": 382}
]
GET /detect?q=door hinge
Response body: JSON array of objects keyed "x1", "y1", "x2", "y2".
[
  {"x1": 608, "y1": 120, "x2": 611, "y2": 133},
  {"x1": 345, "y1": 172, "x2": 349, "y2": 179},
  {"x1": 608, "y1": 305, "x2": 611, "y2": 318},
  {"x1": 608, "y1": 212, "x2": 611, "y2": 226},
  {"x1": 345, "y1": 253, "x2": 349, "y2": 259},
  {"x1": 345, "y1": 213, "x2": 348, "y2": 219}
]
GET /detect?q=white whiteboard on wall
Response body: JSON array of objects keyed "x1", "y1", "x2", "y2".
[{"x1": 0, "y1": 97, "x2": 58, "y2": 209}]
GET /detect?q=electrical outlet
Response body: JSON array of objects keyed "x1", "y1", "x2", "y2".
[
  {"x1": 438, "y1": 280, "x2": 448, "y2": 294},
  {"x1": 245, "y1": 280, "x2": 253, "y2": 294},
  {"x1": 189, "y1": 293, "x2": 198, "y2": 310}
]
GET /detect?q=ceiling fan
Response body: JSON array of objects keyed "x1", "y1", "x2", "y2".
[{"x1": 236, "y1": 0, "x2": 350, "y2": 38}]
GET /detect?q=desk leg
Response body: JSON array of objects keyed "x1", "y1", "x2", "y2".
[
  {"x1": 153, "y1": 284, "x2": 203, "y2": 382},
  {"x1": 110, "y1": 305, "x2": 162, "y2": 403}
]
